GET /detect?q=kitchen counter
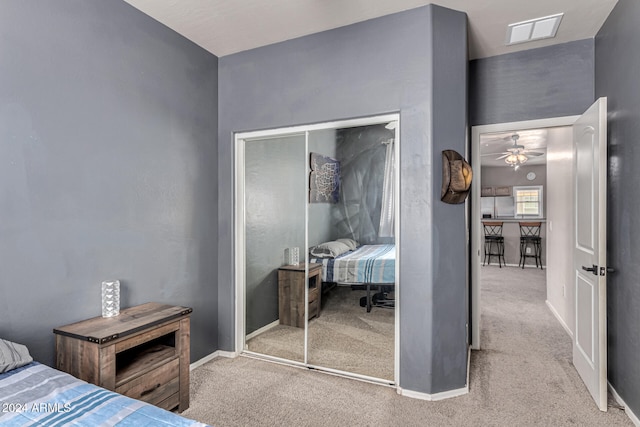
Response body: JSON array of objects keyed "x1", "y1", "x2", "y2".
[{"x1": 484, "y1": 218, "x2": 546, "y2": 223}]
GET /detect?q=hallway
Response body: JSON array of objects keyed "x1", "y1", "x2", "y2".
[{"x1": 470, "y1": 265, "x2": 630, "y2": 425}]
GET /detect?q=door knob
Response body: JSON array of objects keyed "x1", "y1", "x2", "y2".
[{"x1": 582, "y1": 265, "x2": 597, "y2": 275}]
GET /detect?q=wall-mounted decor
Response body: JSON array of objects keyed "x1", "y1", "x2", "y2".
[
  {"x1": 310, "y1": 152, "x2": 340, "y2": 203},
  {"x1": 441, "y1": 150, "x2": 472, "y2": 204}
]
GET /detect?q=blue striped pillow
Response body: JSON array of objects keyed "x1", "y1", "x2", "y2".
[{"x1": 0, "y1": 339, "x2": 33, "y2": 373}]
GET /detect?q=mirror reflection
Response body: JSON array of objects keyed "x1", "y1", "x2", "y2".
[
  {"x1": 242, "y1": 118, "x2": 397, "y2": 382},
  {"x1": 306, "y1": 124, "x2": 395, "y2": 381},
  {"x1": 244, "y1": 134, "x2": 306, "y2": 362}
]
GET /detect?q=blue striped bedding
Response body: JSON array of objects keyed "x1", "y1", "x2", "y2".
[
  {"x1": 0, "y1": 362, "x2": 209, "y2": 427},
  {"x1": 310, "y1": 244, "x2": 395, "y2": 284}
]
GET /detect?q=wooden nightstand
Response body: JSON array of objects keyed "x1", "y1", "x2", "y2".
[
  {"x1": 53, "y1": 302, "x2": 192, "y2": 412},
  {"x1": 278, "y1": 263, "x2": 322, "y2": 328}
]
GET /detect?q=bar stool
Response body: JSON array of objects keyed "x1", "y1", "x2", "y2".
[
  {"x1": 519, "y1": 222, "x2": 542, "y2": 269},
  {"x1": 483, "y1": 222, "x2": 505, "y2": 267}
]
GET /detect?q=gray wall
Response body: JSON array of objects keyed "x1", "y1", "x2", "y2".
[
  {"x1": 595, "y1": 0, "x2": 640, "y2": 416},
  {"x1": 218, "y1": 5, "x2": 468, "y2": 394},
  {"x1": 470, "y1": 39, "x2": 595, "y2": 126},
  {"x1": 0, "y1": 1, "x2": 219, "y2": 364},
  {"x1": 480, "y1": 165, "x2": 546, "y2": 190},
  {"x1": 245, "y1": 135, "x2": 306, "y2": 334},
  {"x1": 429, "y1": 8, "x2": 469, "y2": 391}
]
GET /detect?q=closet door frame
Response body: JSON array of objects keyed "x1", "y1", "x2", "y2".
[{"x1": 234, "y1": 113, "x2": 401, "y2": 385}]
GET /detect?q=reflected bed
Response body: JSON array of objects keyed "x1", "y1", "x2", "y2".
[{"x1": 310, "y1": 244, "x2": 395, "y2": 312}]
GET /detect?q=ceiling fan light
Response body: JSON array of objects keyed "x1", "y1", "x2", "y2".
[
  {"x1": 504, "y1": 153, "x2": 528, "y2": 166},
  {"x1": 504, "y1": 154, "x2": 518, "y2": 165}
]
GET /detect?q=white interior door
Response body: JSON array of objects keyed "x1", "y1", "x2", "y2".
[{"x1": 572, "y1": 97, "x2": 608, "y2": 411}]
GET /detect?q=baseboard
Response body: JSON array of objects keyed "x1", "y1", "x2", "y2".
[
  {"x1": 396, "y1": 347, "x2": 470, "y2": 401},
  {"x1": 397, "y1": 384, "x2": 468, "y2": 401},
  {"x1": 466, "y1": 346, "x2": 471, "y2": 390},
  {"x1": 545, "y1": 300, "x2": 573, "y2": 338},
  {"x1": 190, "y1": 350, "x2": 237, "y2": 371},
  {"x1": 483, "y1": 263, "x2": 546, "y2": 269},
  {"x1": 609, "y1": 382, "x2": 640, "y2": 426},
  {"x1": 246, "y1": 320, "x2": 279, "y2": 340}
]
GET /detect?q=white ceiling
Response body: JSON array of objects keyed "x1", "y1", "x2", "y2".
[
  {"x1": 480, "y1": 129, "x2": 549, "y2": 167},
  {"x1": 122, "y1": 0, "x2": 618, "y2": 59}
]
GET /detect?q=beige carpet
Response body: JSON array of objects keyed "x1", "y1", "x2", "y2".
[
  {"x1": 183, "y1": 266, "x2": 631, "y2": 426},
  {"x1": 245, "y1": 286, "x2": 395, "y2": 380}
]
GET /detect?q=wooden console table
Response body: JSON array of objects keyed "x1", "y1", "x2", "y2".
[{"x1": 53, "y1": 302, "x2": 192, "y2": 412}]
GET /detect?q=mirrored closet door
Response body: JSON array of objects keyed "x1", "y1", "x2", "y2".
[
  {"x1": 242, "y1": 133, "x2": 307, "y2": 363},
  {"x1": 237, "y1": 115, "x2": 399, "y2": 384}
]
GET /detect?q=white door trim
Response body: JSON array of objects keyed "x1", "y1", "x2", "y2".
[{"x1": 470, "y1": 115, "x2": 580, "y2": 350}]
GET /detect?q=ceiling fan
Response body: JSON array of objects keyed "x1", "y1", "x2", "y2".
[{"x1": 483, "y1": 133, "x2": 545, "y2": 167}]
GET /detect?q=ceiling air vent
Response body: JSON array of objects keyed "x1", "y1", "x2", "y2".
[{"x1": 506, "y1": 13, "x2": 564, "y2": 45}]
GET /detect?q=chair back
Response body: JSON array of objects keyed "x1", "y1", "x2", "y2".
[
  {"x1": 483, "y1": 221, "x2": 503, "y2": 237},
  {"x1": 519, "y1": 222, "x2": 541, "y2": 238}
]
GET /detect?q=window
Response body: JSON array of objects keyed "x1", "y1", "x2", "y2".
[{"x1": 513, "y1": 186, "x2": 543, "y2": 218}]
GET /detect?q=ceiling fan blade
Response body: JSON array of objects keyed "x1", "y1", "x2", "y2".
[
  {"x1": 481, "y1": 152, "x2": 509, "y2": 157},
  {"x1": 525, "y1": 151, "x2": 545, "y2": 156},
  {"x1": 496, "y1": 154, "x2": 510, "y2": 160}
]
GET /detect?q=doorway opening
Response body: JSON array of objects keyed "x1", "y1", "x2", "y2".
[
  {"x1": 471, "y1": 115, "x2": 579, "y2": 351},
  {"x1": 471, "y1": 99, "x2": 609, "y2": 411}
]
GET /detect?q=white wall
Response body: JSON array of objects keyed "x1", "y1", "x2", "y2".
[{"x1": 545, "y1": 126, "x2": 575, "y2": 335}]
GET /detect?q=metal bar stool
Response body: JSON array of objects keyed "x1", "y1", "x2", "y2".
[
  {"x1": 519, "y1": 222, "x2": 542, "y2": 269},
  {"x1": 483, "y1": 221, "x2": 505, "y2": 267}
]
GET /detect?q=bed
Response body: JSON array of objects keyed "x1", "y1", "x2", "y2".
[
  {"x1": 0, "y1": 358, "x2": 208, "y2": 426},
  {"x1": 309, "y1": 243, "x2": 396, "y2": 312}
]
